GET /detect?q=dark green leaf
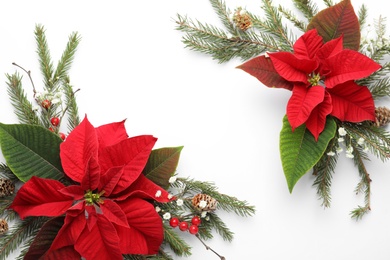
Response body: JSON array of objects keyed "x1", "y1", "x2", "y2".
[
  {"x1": 280, "y1": 116, "x2": 336, "y2": 192},
  {"x1": 143, "y1": 147, "x2": 183, "y2": 189},
  {"x1": 0, "y1": 123, "x2": 64, "y2": 182},
  {"x1": 307, "y1": 0, "x2": 360, "y2": 50}
]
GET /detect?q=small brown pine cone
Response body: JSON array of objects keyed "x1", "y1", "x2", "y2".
[
  {"x1": 0, "y1": 219, "x2": 8, "y2": 235},
  {"x1": 0, "y1": 178, "x2": 15, "y2": 198},
  {"x1": 232, "y1": 8, "x2": 252, "y2": 31},
  {"x1": 192, "y1": 193, "x2": 218, "y2": 212},
  {"x1": 374, "y1": 106, "x2": 390, "y2": 127}
]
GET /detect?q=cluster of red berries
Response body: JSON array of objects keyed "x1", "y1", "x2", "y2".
[
  {"x1": 169, "y1": 215, "x2": 201, "y2": 235},
  {"x1": 41, "y1": 99, "x2": 51, "y2": 110},
  {"x1": 48, "y1": 117, "x2": 66, "y2": 140}
]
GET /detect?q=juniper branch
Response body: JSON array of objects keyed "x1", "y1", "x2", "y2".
[{"x1": 5, "y1": 73, "x2": 40, "y2": 125}]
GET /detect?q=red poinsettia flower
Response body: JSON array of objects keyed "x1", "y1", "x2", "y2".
[
  {"x1": 10, "y1": 116, "x2": 171, "y2": 259},
  {"x1": 239, "y1": 29, "x2": 380, "y2": 140}
]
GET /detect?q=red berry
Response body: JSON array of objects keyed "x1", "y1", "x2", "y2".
[
  {"x1": 59, "y1": 132, "x2": 66, "y2": 140},
  {"x1": 41, "y1": 99, "x2": 51, "y2": 110},
  {"x1": 48, "y1": 127, "x2": 54, "y2": 132},
  {"x1": 51, "y1": 117, "x2": 60, "y2": 126},
  {"x1": 179, "y1": 221, "x2": 188, "y2": 231},
  {"x1": 189, "y1": 225, "x2": 199, "y2": 235},
  {"x1": 191, "y1": 216, "x2": 201, "y2": 226},
  {"x1": 169, "y1": 217, "x2": 179, "y2": 228}
]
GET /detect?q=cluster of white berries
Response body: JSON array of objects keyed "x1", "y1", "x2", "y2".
[{"x1": 327, "y1": 127, "x2": 368, "y2": 159}]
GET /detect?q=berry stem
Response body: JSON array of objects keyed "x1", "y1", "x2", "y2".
[
  {"x1": 195, "y1": 234, "x2": 226, "y2": 260},
  {"x1": 12, "y1": 62, "x2": 37, "y2": 97}
]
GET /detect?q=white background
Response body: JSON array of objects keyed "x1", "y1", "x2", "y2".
[{"x1": 1, "y1": 0, "x2": 390, "y2": 259}]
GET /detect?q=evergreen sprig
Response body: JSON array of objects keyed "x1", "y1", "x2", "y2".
[{"x1": 0, "y1": 217, "x2": 47, "y2": 260}]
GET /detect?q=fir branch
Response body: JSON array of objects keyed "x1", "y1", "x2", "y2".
[
  {"x1": 62, "y1": 76, "x2": 80, "y2": 132},
  {"x1": 343, "y1": 122, "x2": 390, "y2": 161},
  {"x1": 252, "y1": 0, "x2": 295, "y2": 51},
  {"x1": 358, "y1": 4, "x2": 368, "y2": 29},
  {"x1": 177, "y1": 178, "x2": 255, "y2": 217},
  {"x1": 312, "y1": 138, "x2": 339, "y2": 208},
  {"x1": 0, "y1": 217, "x2": 47, "y2": 260},
  {"x1": 176, "y1": 14, "x2": 269, "y2": 63},
  {"x1": 163, "y1": 223, "x2": 192, "y2": 257},
  {"x1": 0, "y1": 164, "x2": 18, "y2": 183},
  {"x1": 358, "y1": 63, "x2": 390, "y2": 100},
  {"x1": 278, "y1": 5, "x2": 307, "y2": 32},
  {"x1": 35, "y1": 24, "x2": 54, "y2": 89},
  {"x1": 53, "y1": 32, "x2": 81, "y2": 86},
  {"x1": 292, "y1": 0, "x2": 319, "y2": 21},
  {"x1": 209, "y1": 0, "x2": 236, "y2": 35},
  {"x1": 5, "y1": 73, "x2": 40, "y2": 125},
  {"x1": 323, "y1": 0, "x2": 334, "y2": 7},
  {"x1": 349, "y1": 143, "x2": 372, "y2": 220},
  {"x1": 206, "y1": 212, "x2": 234, "y2": 242}
]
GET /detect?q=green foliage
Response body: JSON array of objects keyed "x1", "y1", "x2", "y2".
[
  {"x1": 143, "y1": 146, "x2": 183, "y2": 189},
  {"x1": 5, "y1": 73, "x2": 40, "y2": 125},
  {"x1": 280, "y1": 116, "x2": 337, "y2": 192},
  {"x1": 0, "y1": 123, "x2": 64, "y2": 182},
  {"x1": 0, "y1": 217, "x2": 47, "y2": 260}
]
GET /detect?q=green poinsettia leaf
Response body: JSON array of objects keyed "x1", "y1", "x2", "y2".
[
  {"x1": 142, "y1": 146, "x2": 183, "y2": 189},
  {"x1": 280, "y1": 116, "x2": 336, "y2": 193},
  {"x1": 307, "y1": 0, "x2": 360, "y2": 50},
  {"x1": 24, "y1": 217, "x2": 65, "y2": 260},
  {"x1": 0, "y1": 123, "x2": 64, "y2": 182}
]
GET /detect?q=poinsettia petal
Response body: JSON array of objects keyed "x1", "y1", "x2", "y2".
[
  {"x1": 293, "y1": 29, "x2": 323, "y2": 59},
  {"x1": 99, "y1": 166, "x2": 124, "y2": 196},
  {"x1": 99, "y1": 135, "x2": 157, "y2": 194},
  {"x1": 75, "y1": 214, "x2": 122, "y2": 260},
  {"x1": 316, "y1": 35, "x2": 343, "y2": 60},
  {"x1": 305, "y1": 92, "x2": 333, "y2": 140},
  {"x1": 287, "y1": 85, "x2": 325, "y2": 130},
  {"x1": 81, "y1": 155, "x2": 100, "y2": 191},
  {"x1": 115, "y1": 198, "x2": 164, "y2": 254},
  {"x1": 114, "y1": 174, "x2": 171, "y2": 203},
  {"x1": 236, "y1": 55, "x2": 293, "y2": 90},
  {"x1": 100, "y1": 199, "x2": 129, "y2": 228},
  {"x1": 49, "y1": 206, "x2": 86, "y2": 253},
  {"x1": 60, "y1": 116, "x2": 98, "y2": 183},
  {"x1": 42, "y1": 246, "x2": 81, "y2": 260},
  {"x1": 59, "y1": 185, "x2": 85, "y2": 200},
  {"x1": 327, "y1": 81, "x2": 376, "y2": 122},
  {"x1": 96, "y1": 119, "x2": 128, "y2": 149},
  {"x1": 269, "y1": 52, "x2": 318, "y2": 83},
  {"x1": 10, "y1": 176, "x2": 73, "y2": 219},
  {"x1": 324, "y1": 50, "x2": 381, "y2": 88}
]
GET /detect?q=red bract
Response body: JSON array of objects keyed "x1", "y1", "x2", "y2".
[
  {"x1": 239, "y1": 29, "x2": 380, "y2": 140},
  {"x1": 10, "y1": 116, "x2": 171, "y2": 259}
]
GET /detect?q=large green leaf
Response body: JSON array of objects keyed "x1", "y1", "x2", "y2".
[
  {"x1": 0, "y1": 123, "x2": 64, "y2": 182},
  {"x1": 307, "y1": 0, "x2": 360, "y2": 50},
  {"x1": 142, "y1": 146, "x2": 183, "y2": 189},
  {"x1": 280, "y1": 116, "x2": 336, "y2": 193}
]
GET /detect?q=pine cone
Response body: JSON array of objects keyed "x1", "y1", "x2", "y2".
[
  {"x1": 0, "y1": 178, "x2": 15, "y2": 198},
  {"x1": 232, "y1": 8, "x2": 252, "y2": 31},
  {"x1": 0, "y1": 219, "x2": 8, "y2": 235},
  {"x1": 192, "y1": 193, "x2": 217, "y2": 212},
  {"x1": 374, "y1": 106, "x2": 390, "y2": 127}
]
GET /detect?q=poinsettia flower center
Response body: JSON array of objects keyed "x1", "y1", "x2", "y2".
[
  {"x1": 308, "y1": 73, "x2": 322, "y2": 86},
  {"x1": 84, "y1": 190, "x2": 105, "y2": 206}
]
